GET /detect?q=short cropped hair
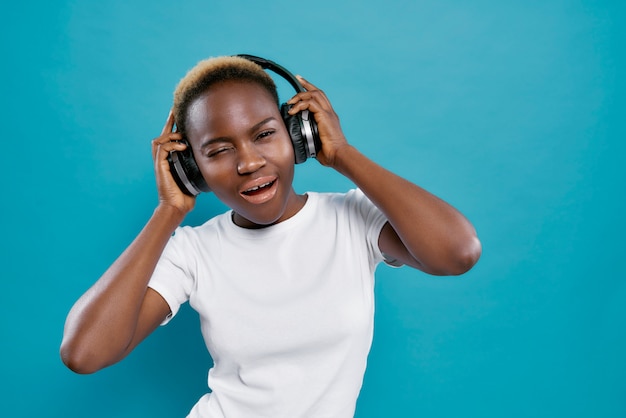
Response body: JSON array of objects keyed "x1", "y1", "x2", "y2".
[{"x1": 173, "y1": 56, "x2": 279, "y2": 135}]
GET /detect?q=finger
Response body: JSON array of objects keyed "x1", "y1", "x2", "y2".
[
  {"x1": 152, "y1": 132, "x2": 183, "y2": 146},
  {"x1": 155, "y1": 139, "x2": 187, "y2": 157},
  {"x1": 152, "y1": 133, "x2": 182, "y2": 153},
  {"x1": 287, "y1": 91, "x2": 309, "y2": 105},
  {"x1": 161, "y1": 109, "x2": 175, "y2": 135},
  {"x1": 162, "y1": 139, "x2": 187, "y2": 152},
  {"x1": 296, "y1": 75, "x2": 317, "y2": 91},
  {"x1": 152, "y1": 133, "x2": 184, "y2": 159},
  {"x1": 297, "y1": 75, "x2": 331, "y2": 102},
  {"x1": 289, "y1": 82, "x2": 331, "y2": 109},
  {"x1": 288, "y1": 90, "x2": 328, "y2": 107},
  {"x1": 288, "y1": 89, "x2": 335, "y2": 114},
  {"x1": 286, "y1": 97, "x2": 329, "y2": 116},
  {"x1": 154, "y1": 141, "x2": 186, "y2": 164}
]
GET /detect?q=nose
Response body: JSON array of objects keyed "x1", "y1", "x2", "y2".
[{"x1": 237, "y1": 143, "x2": 266, "y2": 175}]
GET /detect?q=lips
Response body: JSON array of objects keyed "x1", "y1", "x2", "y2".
[
  {"x1": 240, "y1": 176, "x2": 278, "y2": 204},
  {"x1": 243, "y1": 180, "x2": 275, "y2": 195}
]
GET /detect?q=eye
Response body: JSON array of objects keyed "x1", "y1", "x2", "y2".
[
  {"x1": 255, "y1": 130, "x2": 275, "y2": 141},
  {"x1": 206, "y1": 146, "x2": 232, "y2": 158}
]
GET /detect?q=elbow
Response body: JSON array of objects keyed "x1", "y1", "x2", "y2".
[
  {"x1": 60, "y1": 338, "x2": 105, "y2": 375},
  {"x1": 447, "y1": 235, "x2": 482, "y2": 276},
  {"x1": 424, "y1": 234, "x2": 481, "y2": 276}
]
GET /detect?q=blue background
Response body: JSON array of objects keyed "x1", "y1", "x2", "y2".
[{"x1": 1, "y1": 0, "x2": 624, "y2": 416}]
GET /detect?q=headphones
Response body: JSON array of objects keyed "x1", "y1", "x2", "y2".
[{"x1": 167, "y1": 54, "x2": 321, "y2": 196}]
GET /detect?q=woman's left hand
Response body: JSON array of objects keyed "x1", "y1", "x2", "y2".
[{"x1": 287, "y1": 76, "x2": 349, "y2": 168}]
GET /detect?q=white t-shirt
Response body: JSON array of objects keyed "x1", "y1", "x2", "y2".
[{"x1": 149, "y1": 189, "x2": 391, "y2": 417}]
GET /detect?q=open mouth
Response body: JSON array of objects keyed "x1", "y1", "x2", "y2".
[
  {"x1": 239, "y1": 178, "x2": 279, "y2": 204},
  {"x1": 242, "y1": 180, "x2": 276, "y2": 196}
]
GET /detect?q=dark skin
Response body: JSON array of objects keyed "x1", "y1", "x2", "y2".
[
  {"x1": 60, "y1": 76, "x2": 481, "y2": 374},
  {"x1": 185, "y1": 80, "x2": 306, "y2": 228}
]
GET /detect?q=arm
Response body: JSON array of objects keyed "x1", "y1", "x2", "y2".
[
  {"x1": 60, "y1": 112, "x2": 196, "y2": 374},
  {"x1": 287, "y1": 78, "x2": 481, "y2": 275}
]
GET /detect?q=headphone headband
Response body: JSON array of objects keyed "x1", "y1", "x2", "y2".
[{"x1": 236, "y1": 54, "x2": 305, "y2": 93}]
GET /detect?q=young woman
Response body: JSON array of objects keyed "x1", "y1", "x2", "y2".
[{"x1": 61, "y1": 55, "x2": 481, "y2": 417}]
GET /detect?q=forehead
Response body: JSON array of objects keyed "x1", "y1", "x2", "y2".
[{"x1": 186, "y1": 81, "x2": 279, "y2": 138}]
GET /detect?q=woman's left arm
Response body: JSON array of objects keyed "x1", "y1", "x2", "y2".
[{"x1": 288, "y1": 77, "x2": 481, "y2": 275}]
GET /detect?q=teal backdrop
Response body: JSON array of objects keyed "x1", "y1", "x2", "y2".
[{"x1": 2, "y1": 0, "x2": 624, "y2": 417}]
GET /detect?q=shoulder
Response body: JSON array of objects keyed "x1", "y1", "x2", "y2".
[
  {"x1": 168, "y1": 211, "x2": 230, "y2": 247},
  {"x1": 309, "y1": 189, "x2": 366, "y2": 207},
  {"x1": 308, "y1": 189, "x2": 381, "y2": 225},
  {"x1": 320, "y1": 188, "x2": 378, "y2": 212}
]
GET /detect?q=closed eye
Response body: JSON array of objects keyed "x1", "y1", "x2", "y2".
[{"x1": 206, "y1": 146, "x2": 232, "y2": 158}]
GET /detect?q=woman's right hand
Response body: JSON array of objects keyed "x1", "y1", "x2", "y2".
[{"x1": 151, "y1": 110, "x2": 196, "y2": 215}]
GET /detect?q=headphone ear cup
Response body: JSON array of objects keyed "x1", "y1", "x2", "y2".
[
  {"x1": 281, "y1": 103, "x2": 308, "y2": 164},
  {"x1": 167, "y1": 141, "x2": 210, "y2": 196}
]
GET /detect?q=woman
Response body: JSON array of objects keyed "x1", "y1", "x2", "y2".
[{"x1": 61, "y1": 55, "x2": 481, "y2": 417}]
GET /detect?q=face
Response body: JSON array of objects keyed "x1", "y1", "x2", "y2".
[{"x1": 185, "y1": 80, "x2": 304, "y2": 228}]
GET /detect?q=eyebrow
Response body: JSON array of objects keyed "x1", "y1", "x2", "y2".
[{"x1": 200, "y1": 117, "x2": 278, "y2": 150}]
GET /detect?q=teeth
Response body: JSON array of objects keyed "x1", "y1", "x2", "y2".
[{"x1": 245, "y1": 181, "x2": 272, "y2": 193}]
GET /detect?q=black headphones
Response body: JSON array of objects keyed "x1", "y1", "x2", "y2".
[{"x1": 167, "y1": 54, "x2": 321, "y2": 196}]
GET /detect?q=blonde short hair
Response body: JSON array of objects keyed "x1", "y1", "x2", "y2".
[{"x1": 172, "y1": 56, "x2": 278, "y2": 134}]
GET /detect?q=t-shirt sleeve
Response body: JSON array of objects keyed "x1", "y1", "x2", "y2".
[
  {"x1": 344, "y1": 188, "x2": 402, "y2": 268},
  {"x1": 148, "y1": 226, "x2": 196, "y2": 325}
]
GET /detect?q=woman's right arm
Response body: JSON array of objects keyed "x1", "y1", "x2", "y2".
[{"x1": 60, "y1": 111, "x2": 195, "y2": 374}]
